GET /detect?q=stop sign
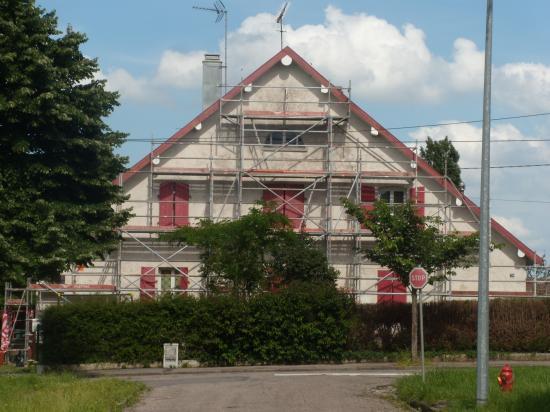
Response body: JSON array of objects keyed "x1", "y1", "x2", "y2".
[{"x1": 409, "y1": 267, "x2": 428, "y2": 289}]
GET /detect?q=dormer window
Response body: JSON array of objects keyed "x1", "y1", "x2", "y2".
[{"x1": 264, "y1": 131, "x2": 304, "y2": 146}]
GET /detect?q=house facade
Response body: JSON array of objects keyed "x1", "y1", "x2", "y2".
[{"x1": 66, "y1": 47, "x2": 543, "y2": 303}]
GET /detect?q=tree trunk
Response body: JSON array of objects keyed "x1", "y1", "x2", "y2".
[{"x1": 411, "y1": 288, "x2": 418, "y2": 361}]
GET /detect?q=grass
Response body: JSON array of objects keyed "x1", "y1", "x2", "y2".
[
  {"x1": 0, "y1": 366, "x2": 146, "y2": 412},
  {"x1": 395, "y1": 366, "x2": 550, "y2": 411}
]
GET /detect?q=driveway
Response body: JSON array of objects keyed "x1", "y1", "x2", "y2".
[{"x1": 116, "y1": 365, "x2": 412, "y2": 412}]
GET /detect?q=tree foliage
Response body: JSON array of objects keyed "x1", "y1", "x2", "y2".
[
  {"x1": 343, "y1": 198, "x2": 479, "y2": 360},
  {"x1": 343, "y1": 199, "x2": 479, "y2": 286},
  {"x1": 42, "y1": 283, "x2": 354, "y2": 366},
  {"x1": 420, "y1": 136, "x2": 463, "y2": 189},
  {"x1": 163, "y1": 206, "x2": 338, "y2": 297},
  {"x1": 0, "y1": 1, "x2": 130, "y2": 284}
]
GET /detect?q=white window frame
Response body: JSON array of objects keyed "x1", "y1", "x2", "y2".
[{"x1": 378, "y1": 187, "x2": 407, "y2": 205}]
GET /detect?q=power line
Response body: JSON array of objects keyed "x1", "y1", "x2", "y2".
[
  {"x1": 382, "y1": 111, "x2": 550, "y2": 131},
  {"x1": 462, "y1": 163, "x2": 550, "y2": 170},
  {"x1": 487, "y1": 197, "x2": 550, "y2": 205},
  {"x1": 342, "y1": 111, "x2": 550, "y2": 134},
  {"x1": 119, "y1": 110, "x2": 550, "y2": 144},
  {"x1": 120, "y1": 137, "x2": 550, "y2": 144}
]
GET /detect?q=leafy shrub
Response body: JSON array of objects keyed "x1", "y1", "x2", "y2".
[
  {"x1": 41, "y1": 297, "x2": 550, "y2": 366},
  {"x1": 41, "y1": 282, "x2": 354, "y2": 365}
]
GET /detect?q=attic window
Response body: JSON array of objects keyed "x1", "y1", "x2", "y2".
[{"x1": 264, "y1": 131, "x2": 304, "y2": 146}]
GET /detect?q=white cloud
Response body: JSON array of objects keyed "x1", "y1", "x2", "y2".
[
  {"x1": 448, "y1": 38, "x2": 484, "y2": 92},
  {"x1": 154, "y1": 50, "x2": 205, "y2": 88},
  {"x1": 226, "y1": 6, "x2": 550, "y2": 109},
  {"x1": 494, "y1": 216, "x2": 530, "y2": 238},
  {"x1": 93, "y1": 50, "x2": 205, "y2": 103},
  {"x1": 227, "y1": 7, "x2": 472, "y2": 102},
  {"x1": 409, "y1": 122, "x2": 539, "y2": 170},
  {"x1": 97, "y1": 6, "x2": 550, "y2": 110},
  {"x1": 103, "y1": 68, "x2": 152, "y2": 102},
  {"x1": 410, "y1": 123, "x2": 548, "y2": 246},
  {"x1": 495, "y1": 63, "x2": 550, "y2": 112}
]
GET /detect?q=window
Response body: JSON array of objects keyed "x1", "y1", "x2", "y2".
[
  {"x1": 379, "y1": 188, "x2": 405, "y2": 204},
  {"x1": 263, "y1": 185, "x2": 304, "y2": 229},
  {"x1": 160, "y1": 267, "x2": 189, "y2": 294},
  {"x1": 159, "y1": 182, "x2": 189, "y2": 226},
  {"x1": 264, "y1": 131, "x2": 304, "y2": 146},
  {"x1": 140, "y1": 267, "x2": 189, "y2": 300}
]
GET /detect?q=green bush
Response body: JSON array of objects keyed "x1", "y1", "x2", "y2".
[
  {"x1": 41, "y1": 282, "x2": 354, "y2": 366},
  {"x1": 41, "y1": 296, "x2": 550, "y2": 366}
]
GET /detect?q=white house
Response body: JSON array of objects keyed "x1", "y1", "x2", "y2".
[{"x1": 66, "y1": 47, "x2": 543, "y2": 303}]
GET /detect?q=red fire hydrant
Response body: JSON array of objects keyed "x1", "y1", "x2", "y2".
[{"x1": 497, "y1": 364, "x2": 514, "y2": 392}]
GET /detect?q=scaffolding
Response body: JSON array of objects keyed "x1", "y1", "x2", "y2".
[
  {"x1": 1, "y1": 75, "x2": 547, "y2": 367},
  {"x1": 26, "y1": 82, "x2": 546, "y2": 304}
]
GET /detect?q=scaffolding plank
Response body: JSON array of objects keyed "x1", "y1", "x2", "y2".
[
  {"x1": 29, "y1": 284, "x2": 116, "y2": 291},
  {"x1": 152, "y1": 167, "x2": 413, "y2": 178}
]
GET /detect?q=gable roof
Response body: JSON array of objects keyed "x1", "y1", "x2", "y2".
[{"x1": 118, "y1": 46, "x2": 543, "y2": 265}]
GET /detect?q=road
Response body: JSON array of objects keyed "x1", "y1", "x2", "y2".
[{"x1": 120, "y1": 366, "x2": 411, "y2": 412}]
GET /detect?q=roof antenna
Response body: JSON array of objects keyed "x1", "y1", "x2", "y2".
[
  {"x1": 193, "y1": 1, "x2": 228, "y2": 92},
  {"x1": 276, "y1": 2, "x2": 289, "y2": 50}
]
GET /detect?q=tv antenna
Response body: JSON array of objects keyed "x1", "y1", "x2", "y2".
[
  {"x1": 193, "y1": 1, "x2": 228, "y2": 92},
  {"x1": 276, "y1": 2, "x2": 289, "y2": 50}
]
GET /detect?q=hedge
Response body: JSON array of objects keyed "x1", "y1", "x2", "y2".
[
  {"x1": 41, "y1": 283, "x2": 354, "y2": 365},
  {"x1": 41, "y1": 293, "x2": 550, "y2": 366},
  {"x1": 351, "y1": 299, "x2": 550, "y2": 353}
]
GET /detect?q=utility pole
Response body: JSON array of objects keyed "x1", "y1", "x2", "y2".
[{"x1": 476, "y1": 0, "x2": 493, "y2": 405}]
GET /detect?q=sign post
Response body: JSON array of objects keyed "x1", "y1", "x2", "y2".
[{"x1": 409, "y1": 267, "x2": 428, "y2": 383}]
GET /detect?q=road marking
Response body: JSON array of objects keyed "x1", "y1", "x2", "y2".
[{"x1": 273, "y1": 372, "x2": 414, "y2": 377}]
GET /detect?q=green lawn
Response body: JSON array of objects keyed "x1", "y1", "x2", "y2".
[
  {"x1": 0, "y1": 367, "x2": 146, "y2": 412},
  {"x1": 396, "y1": 366, "x2": 550, "y2": 411}
]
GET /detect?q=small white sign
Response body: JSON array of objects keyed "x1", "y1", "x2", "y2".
[{"x1": 163, "y1": 343, "x2": 179, "y2": 369}]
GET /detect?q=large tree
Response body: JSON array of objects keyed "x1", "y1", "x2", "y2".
[
  {"x1": 420, "y1": 136, "x2": 463, "y2": 189},
  {"x1": 343, "y1": 199, "x2": 478, "y2": 360},
  {"x1": 163, "y1": 206, "x2": 338, "y2": 297},
  {"x1": 0, "y1": 1, "x2": 130, "y2": 284}
]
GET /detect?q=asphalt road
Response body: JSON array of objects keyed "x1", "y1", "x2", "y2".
[{"x1": 124, "y1": 367, "x2": 410, "y2": 412}]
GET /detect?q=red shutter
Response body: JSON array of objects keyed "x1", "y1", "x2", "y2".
[
  {"x1": 263, "y1": 188, "x2": 284, "y2": 213},
  {"x1": 417, "y1": 186, "x2": 425, "y2": 217},
  {"x1": 360, "y1": 185, "x2": 376, "y2": 227},
  {"x1": 174, "y1": 183, "x2": 189, "y2": 226},
  {"x1": 409, "y1": 187, "x2": 416, "y2": 203},
  {"x1": 377, "y1": 270, "x2": 406, "y2": 304},
  {"x1": 392, "y1": 276, "x2": 407, "y2": 303},
  {"x1": 159, "y1": 182, "x2": 174, "y2": 226},
  {"x1": 361, "y1": 185, "x2": 376, "y2": 202},
  {"x1": 377, "y1": 270, "x2": 393, "y2": 304},
  {"x1": 285, "y1": 189, "x2": 305, "y2": 230},
  {"x1": 409, "y1": 186, "x2": 425, "y2": 217},
  {"x1": 140, "y1": 267, "x2": 156, "y2": 300},
  {"x1": 178, "y1": 267, "x2": 189, "y2": 291},
  {"x1": 263, "y1": 185, "x2": 304, "y2": 229}
]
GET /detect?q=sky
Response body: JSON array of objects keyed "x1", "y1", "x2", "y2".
[{"x1": 39, "y1": 0, "x2": 550, "y2": 258}]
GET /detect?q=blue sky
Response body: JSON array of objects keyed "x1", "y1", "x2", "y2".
[{"x1": 39, "y1": 1, "x2": 550, "y2": 257}]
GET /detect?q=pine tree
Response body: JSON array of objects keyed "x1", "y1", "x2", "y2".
[
  {"x1": 0, "y1": 1, "x2": 131, "y2": 284},
  {"x1": 420, "y1": 136, "x2": 464, "y2": 189}
]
